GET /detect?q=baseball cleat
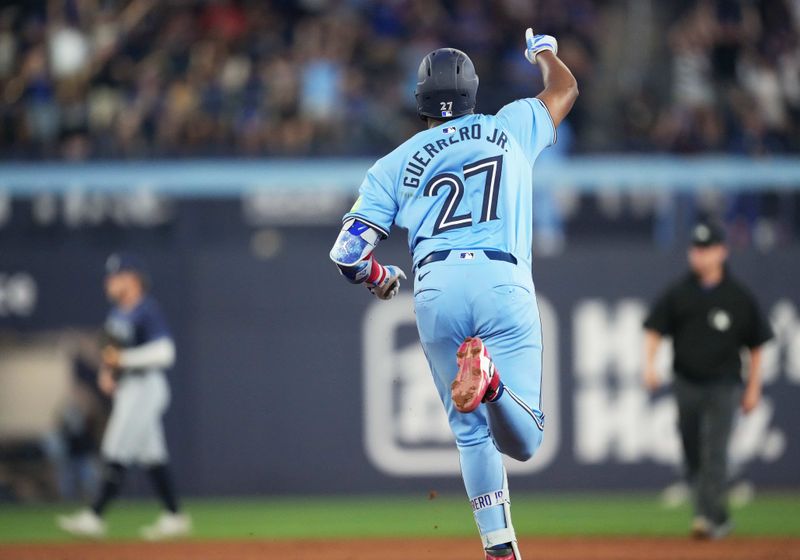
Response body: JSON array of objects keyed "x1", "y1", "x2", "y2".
[
  {"x1": 690, "y1": 516, "x2": 711, "y2": 539},
  {"x1": 57, "y1": 508, "x2": 107, "y2": 538},
  {"x1": 485, "y1": 544, "x2": 516, "y2": 559},
  {"x1": 690, "y1": 516, "x2": 732, "y2": 540},
  {"x1": 140, "y1": 512, "x2": 192, "y2": 541},
  {"x1": 452, "y1": 337, "x2": 502, "y2": 413},
  {"x1": 709, "y1": 520, "x2": 733, "y2": 539}
]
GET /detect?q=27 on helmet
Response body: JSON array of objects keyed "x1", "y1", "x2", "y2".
[{"x1": 415, "y1": 48, "x2": 479, "y2": 120}]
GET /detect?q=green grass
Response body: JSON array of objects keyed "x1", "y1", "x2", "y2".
[{"x1": 0, "y1": 493, "x2": 798, "y2": 543}]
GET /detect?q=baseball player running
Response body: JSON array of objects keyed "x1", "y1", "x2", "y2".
[
  {"x1": 330, "y1": 30, "x2": 577, "y2": 559},
  {"x1": 58, "y1": 253, "x2": 191, "y2": 540}
]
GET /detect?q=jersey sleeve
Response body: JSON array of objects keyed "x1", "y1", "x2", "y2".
[
  {"x1": 643, "y1": 288, "x2": 674, "y2": 336},
  {"x1": 495, "y1": 97, "x2": 557, "y2": 164},
  {"x1": 136, "y1": 300, "x2": 172, "y2": 344},
  {"x1": 342, "y1": 162, "x2": 398, "y2": 239},
  {"x1": 743, "y1": 293, "x2": 773, "y2": 348}
]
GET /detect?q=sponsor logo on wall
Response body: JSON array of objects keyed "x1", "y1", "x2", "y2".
[
  {"x1": 363, "y1": 296, "x2": 799, "y2": 477},
  {"x1": 573, "y1": 299, "x2": 794, "y2": 467}
]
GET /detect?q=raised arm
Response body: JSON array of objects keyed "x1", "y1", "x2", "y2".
[{"x1": 524, "y1": 28, "x2": 579, "y2": 128}]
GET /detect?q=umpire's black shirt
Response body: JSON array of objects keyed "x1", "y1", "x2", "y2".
[{"x1": 644, "y1": 270, "x2": 773, "y2": 383}]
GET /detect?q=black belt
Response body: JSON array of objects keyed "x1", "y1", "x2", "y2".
[{"x1": 415, "y1": 250, "x2": 517, "y2": 272}]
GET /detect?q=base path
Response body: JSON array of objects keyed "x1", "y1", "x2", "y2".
[{"x1": 1, "y1": 537, "x2": 798, "y2": 560}]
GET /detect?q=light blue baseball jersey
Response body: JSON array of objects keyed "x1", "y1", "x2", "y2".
[{"x1": 343, "y1": 98, "x2": 556, "y2": 266}]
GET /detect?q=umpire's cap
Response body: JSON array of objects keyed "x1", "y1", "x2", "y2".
[
  {"x1": 690, "y1": 221, "x2": 726, "y2": 247},
  {"x1": 415, "y1": 48, "x2": 479, "y2": 120},
  {"x1": 105, "y1": 252, "x2": 150, "y2": 285}
]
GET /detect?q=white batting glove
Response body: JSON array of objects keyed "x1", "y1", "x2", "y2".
[
  {"x1": 367, "y1": 265, "x2": 406, "y2": 300},
  {"x1": 524, "y1": 27, "x2": 558, "y2": 64}
]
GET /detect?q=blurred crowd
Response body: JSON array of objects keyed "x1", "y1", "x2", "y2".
[
  {"x1": 0, "y1": 0, "x2": 578, "y2": 158},
  {"x1": 0, "y1": 0, "x2": 795, "y2": 160},
  {"x1": 622, "y1": 0, "x2": 800, "y2": 156}
]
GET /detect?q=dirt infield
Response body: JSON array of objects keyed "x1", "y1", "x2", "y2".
[{"x1": 1, "y1": 537, "x2": 799, "y2": 560}]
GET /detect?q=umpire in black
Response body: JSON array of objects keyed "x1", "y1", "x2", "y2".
[{"x1": 642, "y1": 221, "x2": 772, "y2": 539}]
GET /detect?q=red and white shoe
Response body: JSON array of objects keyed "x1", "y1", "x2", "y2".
[{"x1": 452, "y1": 337, "x2": 502, "y2": 413}]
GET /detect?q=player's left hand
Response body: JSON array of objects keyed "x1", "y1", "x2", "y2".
[
  {"x1": 524, "y1": 27, "x2": 558, "y2": 64},
  {"x1": 367, "y1": 265, "x2": 406, "y2": 300},
  {"x1": 741, "y1": 383, "x2": 761, "y2": 414},
  {"x1": 102, "y1": 345, "x2": 122, "y2": 369}
]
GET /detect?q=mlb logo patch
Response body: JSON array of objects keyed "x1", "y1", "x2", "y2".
[
  {"x1": 459, "y1": 252, "x2": 475, "y2": 260},
  {"x1": 441, "y1": 110, "x2": 453, "y2": 117},
  {"x1": 443, "y1": 126, "x2": 456, "y2": 134}
]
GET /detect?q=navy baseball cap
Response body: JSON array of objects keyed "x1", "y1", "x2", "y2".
[
  {"x1": 105, "y1": 252, "x2": 149, "y2": 278},
  {"x1": 690, "y1": 221, "x2": 725, "y2": 247}
]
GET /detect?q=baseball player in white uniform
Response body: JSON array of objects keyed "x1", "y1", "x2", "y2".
[{"x1": 58, "y1": 253, "x2": 191, "y2": 540}]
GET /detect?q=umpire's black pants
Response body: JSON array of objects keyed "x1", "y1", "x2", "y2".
[{"x1": 673, "y1": 375, "x2": 741, "y2": 525}]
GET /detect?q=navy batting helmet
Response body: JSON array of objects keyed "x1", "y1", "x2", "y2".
[{"x1": 415, "y1": 48, "x2": 479, "y2": 120}]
